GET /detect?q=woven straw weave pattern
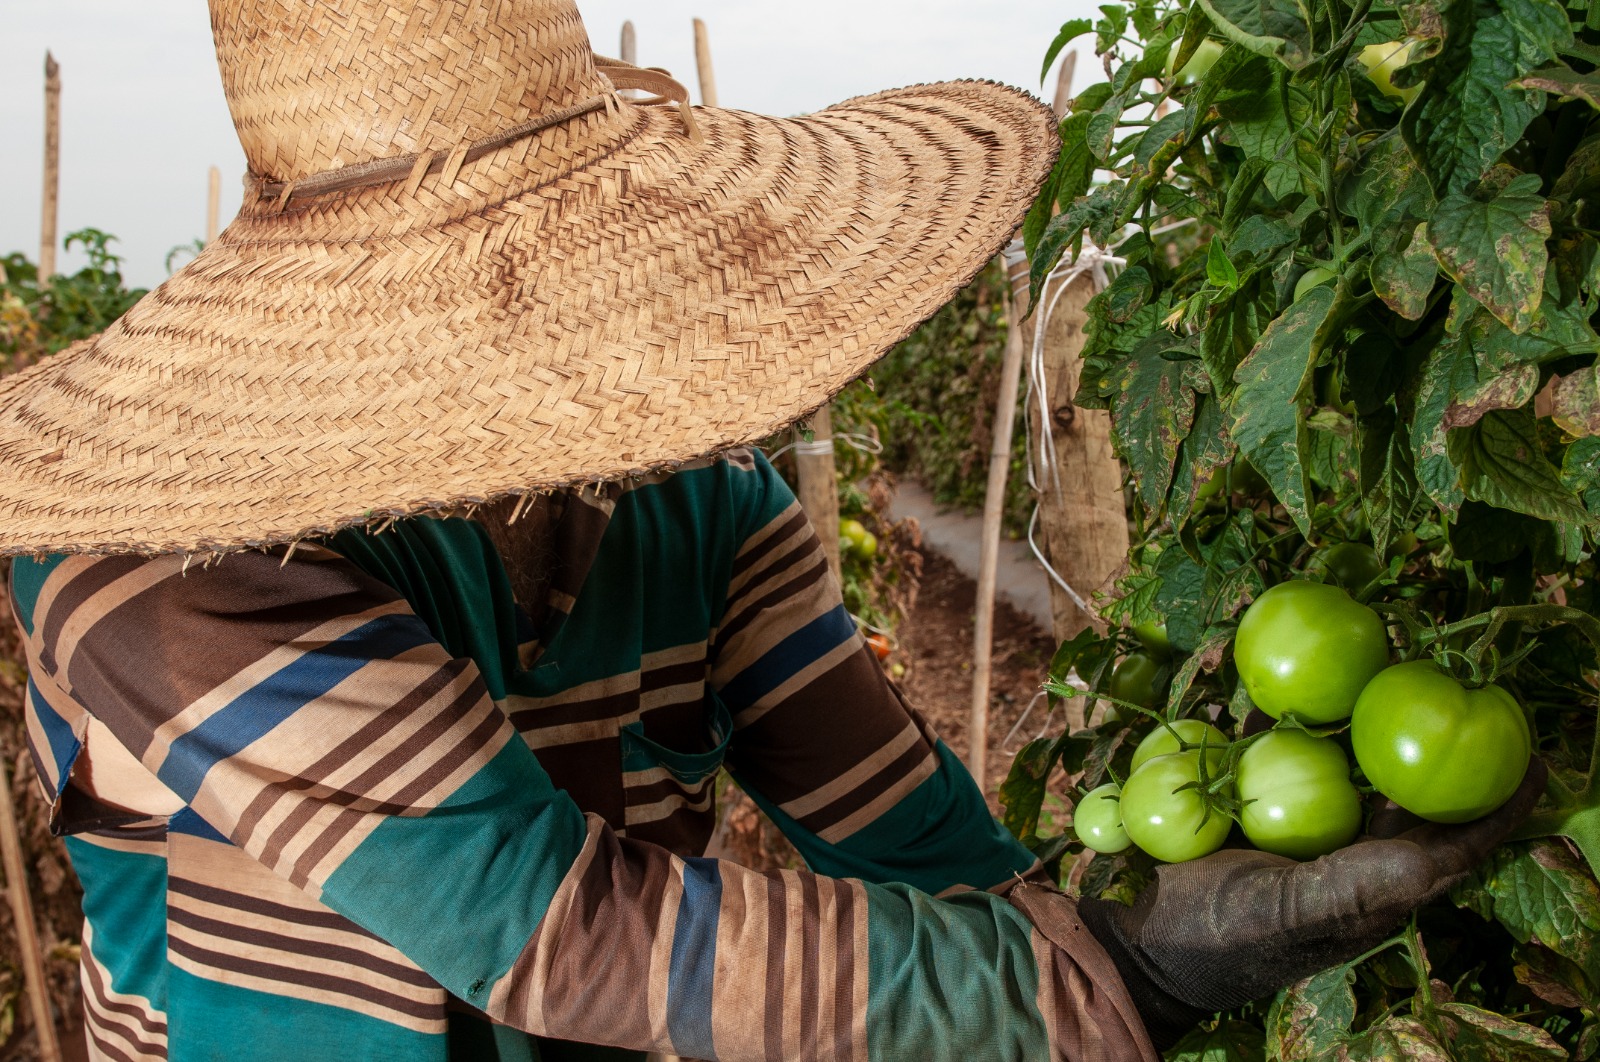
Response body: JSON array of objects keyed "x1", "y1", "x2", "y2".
[{"x1": 0, "y1": 0, "x2": 1056, "y2": 558}]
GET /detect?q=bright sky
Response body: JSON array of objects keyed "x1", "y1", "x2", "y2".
[{"x1": 0, "y1": 1, "x2": 1097, "y2": 290}]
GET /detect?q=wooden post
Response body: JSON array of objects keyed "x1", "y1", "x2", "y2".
[
  {"x1": 0, "y1": 759, "x2": 62, "y2": 1062},
  {"x1": 620, "y1": 20, "x2": 637, "y2": 64},
  {"x1": 969, "y1": 255, "x2": 1030, "y2": 787},
  {"x1": 795, "y1": 409, "x2": 843, "y2": 583},
  {"x1": 1051, "y1": 51, "x2": 1077, "y2": 119},
  {"x1": 1034, "y1": 272, "x2": 1128, "y2": 654},
  {"x1": 206, "y1": 166, "x2": 222, "y2": 244},
  {"x1": 39, "y1": 52, "x2": 61, "y2": 287},
  {"x1": 692, "y1": 18, "x2": 718, "y2": 107}
]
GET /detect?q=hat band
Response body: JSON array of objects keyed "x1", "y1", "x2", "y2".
[{"x1": 250, "y1": 57, "x2": 702, "y2": 209}]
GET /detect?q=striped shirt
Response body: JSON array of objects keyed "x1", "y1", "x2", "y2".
[{"x1": 12, "y1": 450, "x2": 1152, "y2": 1061}]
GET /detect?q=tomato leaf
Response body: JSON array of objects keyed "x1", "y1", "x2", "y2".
[
  {"x1": 1229, "y1": 285, "x2": 1338, "y2": 534},
  {"x1": 1165, "y1": 1018, "x2": 1268, "y2": 1061},
  {"x1": 1196, "y1": 0, "x2": 1313, "y2": 68},
  {"x1": 1401, "y1": 0, "x2": 1558, "y2": 196},
  {"x1": 1448, "y1": 408, "x2": 1590, "y2": 524},
  {"x1": 1552, "y1": 364, "x2": 1600, "y2": 437},
  {"x1": 1109, "y1": 340, "x2": 1201, "y2": 512},
  {"x1": 1000, "y1": 737, "x2": 1057, "y2": 841},
  {"x1": 1513, "y1": 62, "x2": 1600, "y2": 108},
  {"x1": 1266, "y1": 964, "x2": 1357, "y2": 1060},
  {"x1": 1040, "y1": 19, "x2": 1094, "y2": 84},
  {"x1": 1437, "y1": 1002, "x2": 1568, "y2": 1060},
  {"x1": 1453, "y1": 840, "x2": 1600, "y2": 989},
  {"x1": 1426, "y1": 172, "x2": 1551, "y2": 335},
  {"x1": 1325, "y1": 1016, "x2": 1449, "y2": 1060},
  {"x1": 1372, "y1": 221, "x2": 1439, "y2": 321}
]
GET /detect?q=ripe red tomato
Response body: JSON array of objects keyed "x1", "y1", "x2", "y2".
[
  {"x1": 1234, "y1": 580, "x2": 1389, "y2": 724},
  {"x1": 1074, "y1": 784, "x2": 1131, "y2": 854},
  {"x1": 1120, "y1": 751, "x2": 1234, "y2": 863},
  {"x1": 865, "y1": 631, "x2": 892, "y2": 661},
  {"x1": 1236, "y1": 729, "x2": 1362, "y2": 859},
  {"x1": 1351, "y1": 660, "x2": 1531, "y2": 823}
]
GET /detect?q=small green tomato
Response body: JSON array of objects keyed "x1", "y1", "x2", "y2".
[
  {"x1": 1074, "y1": 784, "x2": 1132, "y2": 854},
  {"x1": 1130, "y1": 718, "x2": 1229, "y2": 773},
  {"x1": 1358, "y1": 41, "x2": 1420, "y2": 103}
]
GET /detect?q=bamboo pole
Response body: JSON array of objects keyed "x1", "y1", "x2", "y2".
[
  {"x1": 206, "y1": 166, "x2": 222, "y2": 244},
  {"x1": 692, "y1": 18, "x2": 718, "y2": 107},
  {"x1": 39, "y1": 52, "x2": 60, "y2": 287},
  {"x1": 795, "y1": 408, "x2": 844, "y2": 582},
  {"x1": 0, "y1": 758, "x2": 62, "y2": 1062},
  {"x1": 969, "y1": 254, "x2": 1030, "y2": 787},
  {"x1": 620, "y1": 20, "x2": 637, "y2": 64},
  {"x1": 1051, "y1": 51, "x2": 1078, "y2": 118}
]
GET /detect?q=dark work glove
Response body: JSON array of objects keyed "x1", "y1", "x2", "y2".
[{"x1": 1078, "y1": 759, "x2": 1547, "y2": 1049}]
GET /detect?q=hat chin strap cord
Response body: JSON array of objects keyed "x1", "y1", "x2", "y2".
[{"x1": 250, "y1": 55, "x2": 702, "y2": 210}]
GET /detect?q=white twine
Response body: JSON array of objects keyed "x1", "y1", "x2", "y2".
[{"x1": 765, "y1": 429, "x2": 883, "y2": 463}]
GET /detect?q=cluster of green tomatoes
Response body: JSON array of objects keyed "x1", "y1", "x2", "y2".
[{"x1": 1079, "y1": 575, "x2": 1533, "y2": 864}]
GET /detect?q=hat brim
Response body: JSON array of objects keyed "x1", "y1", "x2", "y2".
[{"x1": 0, "y1": 81, "x2": 1056, "y2": 556}]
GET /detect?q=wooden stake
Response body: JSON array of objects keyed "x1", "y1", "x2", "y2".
[
  {"x1": 1051, "y1": 51, "x2": 1078, "y2": 119},
  {"x1": 969, "y1": 256, "x2": 1030, "y2": 788},
  {"x1": 794, "y1": 409, "x2": 843, "y2": 583},
  {"x1": 620, "y1": 20, "x2": 637, "y2": 65},
  {"x1": 0, "y1": 758, "x2": 62, "y2": 1062},
  {"x1": 692, "y1": 18, "x2": 718, "y2": 107},
  {"x1": 206, "y1": 166, "x2": 222, "y2": 244},
  {"x1": 39, "y1": 52, "x2": 61, "y2": 287}
]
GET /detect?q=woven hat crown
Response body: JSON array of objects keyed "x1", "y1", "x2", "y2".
[{"x1": 212, "y1": 0, "x2": 611, "y2": 183}]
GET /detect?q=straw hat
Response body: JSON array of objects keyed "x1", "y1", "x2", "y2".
[{"x1": 0, "y1": 0, "x2": 1056, "y2": 557}]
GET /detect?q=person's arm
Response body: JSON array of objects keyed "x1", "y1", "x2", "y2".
[
  {"x1": 709, "y1": 454, "x2": 1036, "y2": 896},
  {"x1": 37, "y1": 545, "x2": 1152, "y2": 1061}
]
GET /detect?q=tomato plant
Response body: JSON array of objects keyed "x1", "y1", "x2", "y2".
[
  {"x1": 1352, "y1": 660, "x2": 1532, "y2": 822},
  {"x1": 1001, "y1": 0, "x2": 1600, "y2": 1052}
]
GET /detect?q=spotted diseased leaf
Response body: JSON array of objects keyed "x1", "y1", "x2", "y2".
[
  {"x1": 1373, "y1": 222, "x2": 1439, "y2": 320},
  {"x1": 1513, "y1": 943, "x2": 1600, "y2": 1011},
  {"x1": 1171, "y1": 392, "x2": 1237, "y2": 527},
  {"x1": 1102, "y1": 265, "x2": 1154, "y2": 324},
  {"x1": 1437, "y1": 1002, "x2": 1568, "y2": 1061},
  {"x1": 1410, "y1": 332, "x2": 1470, "y2": 511},
  {"x1": 1454, "y1": 840, "x2": 1600, "y2": 987},
  {"x1": 1426, "y1": 173, "x2": 1551, "y2": 335},
  {"x1": 1563, "y1": 436, "x2": 1600, "y2": 517},
  {"x1": 1360, "y1": 409, "x2": 1430, "y2": 557},
  {"x1": 1514, "y1": 62, "x2": 1600, "y2": 109},
  {"x1": 1229, "y1": 285, "x2": 1337, "y2": 534},
  {"x1": 1167, "y1": 628, "x2": 1232, "y2": 713},
  {"x1": 1326, "y1": 1017, "x2": 1449, "y2": 1060},
  {"x1": 1266, "y1": 964, "x2": 1357, "y2": 1060},
  {"x1": 1110, "y1": 342, "x2": 1200, "y2": 512},
  {"x1": 1448, "y1": 407, "x2": 1590, "y2": 524},
  {"x1": 1552, "y1": 364, "x2": 1600, "y2": 437},
  {"x1": 1030, "y1": 182, "x2": 1125, "y2": 309},
  {"x1": 1166, "y1": 1018, "x2": 1268, "y2": 1061}
]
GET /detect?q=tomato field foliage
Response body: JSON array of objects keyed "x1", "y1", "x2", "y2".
[{"x1": 1001, "y1": 0, "x2": 1600, "y2": 1054}]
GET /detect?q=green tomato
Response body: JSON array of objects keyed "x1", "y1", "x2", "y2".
[
  {"x1": 1074, "y1": 784, "x2": 1132, "y2": 854},
  {"x1": 1132, "y1": 621, "x2": 1173, "y2": 660},
  {"x1": 1351, "y1": 660, "x2": 1531, "y2": 823},
  {"x1": 1318, "y1": 542, "x2": 1386, "y2": 592},
  {"x1": 1110, "y1": 652, "x2": 1166, "y2": 713},
  {"x1": 1165, "y1": 38, "x2": 1225, "y2": 83},
  {"x1": 1387, "y1": 532, "x2": 1420, "y2": 560},
  {"x1": 1293, "y1": 266, "x2": 1337, "y2": 303},
  {"x1": 1358, "y1": 40, "x2": 1420, "y2": 103},
  {"x1": 839, "y1": 518, "x2": 868, "y2": 547},
  {"x1": 1192, "y1": 466, "x2": 1226, "y2": 510},
  {"x1": 1130, "y1": 717, "x2": 1229, "y2": 774},
  {"x1": 1237, "y1": 729, "x2": 1362, "y2": 859},
  {"x1": 855, "y1": 530, "x2": 878, "y2": 559},
  {"x1": 1234, "y1": 580, "x2": 1389, "y2": 724},
  {"x1": 1120, "y1": 751, "x2": 1235, "y2": 863}
]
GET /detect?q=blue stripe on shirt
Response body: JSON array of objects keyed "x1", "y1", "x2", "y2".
[
  {"x1": 667, "y1": 856, "x2": 721, "y2": 1059},
  {"x1": 716, "y1": 604, "x2": 857, "y2": 712},
  {"x1": 27, "y1": 677, "x2": 81, "y2": 797},
  {"x1": 157, "y1": 615, "x2": 438, "y2": 802}
]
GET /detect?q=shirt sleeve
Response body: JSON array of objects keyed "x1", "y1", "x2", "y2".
[
  {"x1": 709, "y1": 452, "x2": 1038, "y2": 896},
  {"x1": 29, "y1": 544, "x2": 1152, "y2": 1062}
]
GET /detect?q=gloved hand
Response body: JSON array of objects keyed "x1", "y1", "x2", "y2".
[{"x1": 1074, "y1": 759, "x2": 1547, "y2": 1048}]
